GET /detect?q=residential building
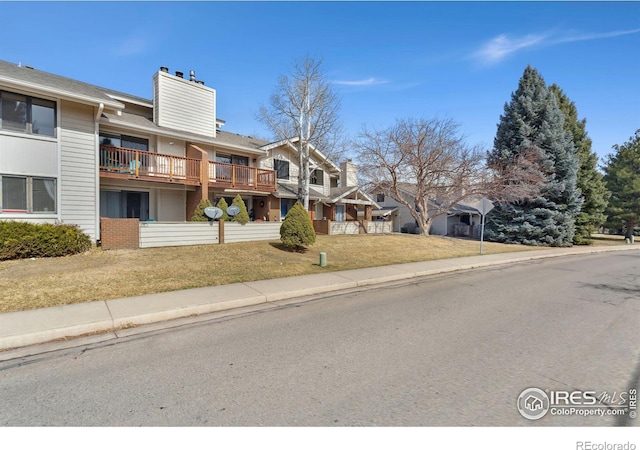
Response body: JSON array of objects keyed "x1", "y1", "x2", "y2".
[
  {"x1": 372, "y1": 184, "x2": 481, "y2": 236},
  {"x1": 0, "y1": 61, "x2": 379, "y2": 243}
]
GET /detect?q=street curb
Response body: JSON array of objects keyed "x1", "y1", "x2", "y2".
[{"x1": 1, "y1": 244, "x2": 638, "y2": 352}]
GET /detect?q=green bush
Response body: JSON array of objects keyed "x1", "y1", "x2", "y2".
[
  {"x1": 216, "y1": 198, "x2": 231, "y2": 221},
  {"x1": 280, "y1": 201, "x2": 316, "y2": 251},
  {"x1": 0, "y1": 221, "x2": 91, "y2": 261},
  {"x1": 190, "y1": 198, "x2": 213, "y2": 222},
  {"x1": 232, "y1": 194, "x2": 250, "y2": 225}
]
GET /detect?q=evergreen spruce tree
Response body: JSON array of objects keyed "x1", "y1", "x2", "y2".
[
  {"x1": 550, "y1": 84, "x2": 610, "y2": 244},
  {"x1": 190, "y1": 198, "x2": 213, "y2": 222},
  {"x1": 603, "y1": 130, "x2": 640, "y2": 238},
  {"x1": 215, "y1": 197, "x2": 231, "y2": 221},
  {"x1": 280, "y1": 201, "x2": 316, "y2": 251},
  {"x1": 232, "y1": 194, "x2": 250, "y2": 225},
  {"x1": 485, "y1": 66, "x2": 582, "y2": 246}
]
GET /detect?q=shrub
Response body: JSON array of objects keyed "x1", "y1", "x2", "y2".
[
  {"x1": 215, "y1": 198, "x2": 231, "y2": 221},
  {"x1": 0, "y1": 221, "x2": 91, "y2": 261},
  {"x1": 280, "y1": 201, "x2": 316, "y2": 251},
  {"x1": 232, "y1": 194, "x2": 250, "y2": 225},
  {"x1": 190, "y1": 198, "x2": 213, "y2": 222}
]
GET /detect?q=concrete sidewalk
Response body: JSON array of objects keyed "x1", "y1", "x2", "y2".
[{"x1": 1, "y1": 244, "x2": 639, "y2": 354}]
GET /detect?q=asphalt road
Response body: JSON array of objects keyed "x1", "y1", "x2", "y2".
[{"x1": 1, "y1": 251, "x2": 639, "y2": 426}]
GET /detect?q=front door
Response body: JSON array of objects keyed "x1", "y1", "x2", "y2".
[{"x1": 335, "y1": 205, "x2": 345, "y2": 222}]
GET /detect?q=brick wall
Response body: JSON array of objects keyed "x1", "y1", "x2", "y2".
[{"x1": 100, "y1": 218, "x2": 140, "y2": 250}]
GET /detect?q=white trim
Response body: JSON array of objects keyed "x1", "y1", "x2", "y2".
[
  {"x1": 94, "y1": 104, "x2": 101, "y2": 240},
  {"x1": 56, "y1": 101, "x2": 62, "y2": 223},
  {"x1": 0, "y1": 75, "x2": 123, "y2": 110},
  {"x1": 105, "y1": 94, "x2": 152, "y2": 108},
  {"x1": 259, "y1": 136, "x2": 341, "y2": 173},
  {"x1": 0, "y1": 129, "x2": 57, "y2": 143}
]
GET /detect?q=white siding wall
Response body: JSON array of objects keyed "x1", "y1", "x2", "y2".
[
  {"x1": 367, "y1": 221, "x2": 392, "y2": 234},
  {"x1": 139, "y1": 222, "x2": 219, "y2": 248},
  {"x1": 0, "y1": 134, "x2": 57, "y2": 176},
  {"x1": 330, "y1": 221, "x2": 359, "y2": 235},
  {"x1": 153, "y1": 71, "x2": 216, "y2": 137},
  {"x1": 59, "y1": 101, "x2": 98, "y2": 241},
  {"x1": 138, "y1": 222, "x2": 281, "y2": 247},
  {"x1": 377, "y1": 196, "x2": 415, "y2": 233},
  {"x1": 429, "y1": 214, "x2": 448, "y2": 236},
  {"x1": 225, "y1": 222, "x2": 281, "y2": 243}
]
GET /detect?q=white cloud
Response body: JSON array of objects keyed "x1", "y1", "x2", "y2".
[
  {"x1": 474, "y1": 33, "x2": 548, "y2": 64},
  {"x1": 554, "y1": 28, "x2": 640, "y2": 44},
  {"x1": 474, "y1": 28, "x2": 640, "y2": 65},
  {"x1": 332, "y1": 77, "x2": 388, "y2": 87}
]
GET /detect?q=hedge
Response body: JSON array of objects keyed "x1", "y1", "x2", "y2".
[{"x1": 0, "y1": 221, "x2": 92, "y2": 261}]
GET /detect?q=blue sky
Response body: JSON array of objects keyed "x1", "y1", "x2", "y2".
[{"x1": 1, "y1": 1, "x2": 638, "y2": 162}]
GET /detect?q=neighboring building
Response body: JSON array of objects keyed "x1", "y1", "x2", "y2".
[
  {"x1": 0, "y1": 61, "x2": 378, "y2": 243},
  {"x1": 372, "y1": 184, "x2": 481, "y2": 237}
]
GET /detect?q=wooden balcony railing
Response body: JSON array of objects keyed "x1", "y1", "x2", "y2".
[
  {"x1": 99, "y1": 146, "x2": 276, "y2": 191},
  {"x1": 209, "y1": 161, "x2": 276, "y2": 191},
  {"x1": 99, "y1": 146, "x2": 201, "y2": 184}
]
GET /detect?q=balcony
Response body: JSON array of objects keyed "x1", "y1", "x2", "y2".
[
  {"x1": 99, "y1": 145, "x2": 201, "y2": 185},
  {"x1": 208, "y1": 161, "x2": 276, "y2": 192},
  {"x1": 99, "y1": 145, "x2": 277, "y2": 192}
]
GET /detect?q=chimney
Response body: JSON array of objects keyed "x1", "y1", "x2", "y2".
[
  {"x1": 340, "y1": 159, "x2": 358, "y2": 187},
  {"x1": 175, "y1": 71, "x2": 183, "y2": 78},
  {"x1": 160, "y1": 66, "x2": 169, "y2": 73},
  {"x1": 189, "y1": 70, "x2": 196, "y2": 82}
]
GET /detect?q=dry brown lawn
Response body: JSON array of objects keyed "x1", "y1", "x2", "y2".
[
  {"x1": 0, "y1": 233, "x2": 627, "y2": 314},
  {"x1": 589, "y1": 233, "x2": 634, "y2": 246}
]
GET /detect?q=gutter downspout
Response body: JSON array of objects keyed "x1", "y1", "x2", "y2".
[{"x1": 94, "y1": 103, "x2": 104, "y2": 243}]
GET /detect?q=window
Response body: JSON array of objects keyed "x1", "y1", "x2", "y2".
[
  {"x1": 122, "y1": 135, "x2": 149, "y2": 151},
  {"x1": 2, "y1": 176, "x2": 27, "y2": 211},
  {"x1": 0, "y1": 91, "x2": 56, "y2": 137},
  {"x1": 377, "y1": 193, "x2": 385, "y2": 203},
  {"x1": 31, "y1": 98, "x2": 56, "y2": 137},
  {"x1": 274, "y1": 159, "x2": 289, "y2": 180},
  {"x1": 99, "y1": 133, "x2": 148, "y2": 151},
  {"x1": 216, "y1": 153, "x2": 249, "y2": 166},
  {"x1": 310, "y1": 169, "x2": 324, "y2": 186},
  {"x1": 100, "y1": 190, "x2": 149, "y2": 221},
  {"x1": 1, "y1": 175, "x2": 56, "y2": 213}
]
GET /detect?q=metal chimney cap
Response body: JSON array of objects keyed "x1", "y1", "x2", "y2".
[
  {"x1": 189, "y1": 70, "x2": 196, "y2": 81},
  {"x1": 175, "y1": 71, "x2": 184, "y2": 78},
  {"x1": 160, "y1": 66, "x2": 169, "y2": 73}
]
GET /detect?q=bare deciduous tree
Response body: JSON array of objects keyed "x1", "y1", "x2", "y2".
[
  {"x1": 258, "y1": 56, "x2": 343, "y2": 209},
  {"x1": 356, "y1": 117, "x2": 541, "y2": 236}
]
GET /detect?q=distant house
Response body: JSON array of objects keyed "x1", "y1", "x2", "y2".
[
  {"x1": 0, "y1": 61, "x2": 381, "y2": 243},
  {"x1": 372, "y1": 184, "x2": 482, "y2": 237}
]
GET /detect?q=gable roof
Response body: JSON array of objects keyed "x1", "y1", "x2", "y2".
[
  {"x1": 260, "y1": 137, "x2": 341, "y2": 173},
  {"x1": 328, "y1": 186, "x2": 380, "y2": 208},
  {"x1": 101, "y1": 110, "x2": 270, "y2": 154},
  {"x1": 0, "y1": 59, "x2": 124, "y2": 109}
]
